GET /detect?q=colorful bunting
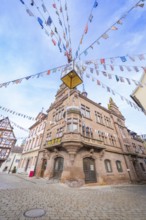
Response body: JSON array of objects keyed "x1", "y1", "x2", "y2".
[{"x1": 77, "y1": 0, "x2": 145, "y2": 59}]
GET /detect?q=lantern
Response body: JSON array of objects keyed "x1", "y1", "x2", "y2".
[{"x1": 61, "y1": 62, "x2": 83, "y2": 89}]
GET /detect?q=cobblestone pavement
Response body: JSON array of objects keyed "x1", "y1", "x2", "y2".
[{"x1": 0, "y1": 173, "x2": 146, "y2": 220}]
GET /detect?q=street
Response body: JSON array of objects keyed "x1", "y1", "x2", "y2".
[{"x1": 0, "y1": 173, "x2": 146, "y2": 220}]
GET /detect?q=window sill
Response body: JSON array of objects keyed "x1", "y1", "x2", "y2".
[
  {"x1": 96, "y1": 122, "x2": 105, "y2": 126},
  {"x1": 106, "y1": 173, "x2": 114, "y2": 176},
  {"x1": 83, "y1": 116, "x2": 92, "y2": 121}
]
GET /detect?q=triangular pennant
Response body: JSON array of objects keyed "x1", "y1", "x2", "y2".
[
  {"x1": 117, "y1": 19, "x2": 123, "y2": 25},
  {"x1": 138, "y1": 54, "x2": 145, "y2": 60},
  {"x1": 128, "y1": 55, "x2": 135, "y2": 62},
  {"x1": 93, "y1": 1, "x2": 98, "y2": 8},
  {"x1": 47, "y1": 16, "x2": 52, "y2": 26},
  {"x1": 119, "y1": 65, "x2": 124, "y2": 71},
  {"x1": 111, "y1": 26, "x2": 118, "y2": 30},
  {"x1": 42, "y1": 4, "x2": 47, "y2": 13},
  {"x1": 26, "y1": 9, "x2": 34, "y2": 16},
  {"x1": 110, "y1": 65, "x2": 114, "y2": 71},
  {"x1": 97, "y1": 80, "x2": 101, "y2": 85},
  {"x1": 37, "y1": 17, "x2": 43, "y2": 29},
  {"x1": 120, "y1": 56, "x2": 127, "y2": 62},
  {"x1": 89, "y1": 14, "x2": 93, "y2": 22},
  {"x1": 102, "y1": 33, "x2": 109, "y2": 39},
  {"x1": 84, "y1": 24, "x2": 88, "y2": 34},
  {"x1": 100, "y1": 58, "x2": 105, "y2": 64},
  {"x1": 133, "y1": 66, "x2": 139, "y2": 72}
]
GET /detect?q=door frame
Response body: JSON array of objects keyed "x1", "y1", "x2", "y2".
[
  {"x1": 83, "y1": 157, "x2": 97, "y2": 183},
  {"x1": 53, "y1": 157, "x2": 64, "y2": 179}
]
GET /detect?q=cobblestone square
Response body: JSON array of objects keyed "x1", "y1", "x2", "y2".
[{"x1": 0, "y1": 173, "x2": 146, "y2": 220}]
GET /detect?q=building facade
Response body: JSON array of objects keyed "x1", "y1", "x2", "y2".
[
  {"x1": 0, "y1": 146, "x2": 23, "y2": 173},
  {"x1": 17, "y1": 112, "x2": 47, "y2": 176},
  {"x1": 0, "y1": 117, "x2": 16, "y2": 168},
  {"x1": 36, "y1": 84, "x2": 146, "y2": 186}
]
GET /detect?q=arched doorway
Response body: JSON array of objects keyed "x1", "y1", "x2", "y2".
[
  {"x1": 40, "y1": 159, "x2": 47, "y2": 177},
  {"x1": 53, "y1": 157, "x2": 64, "y2": 179},
  {"x1": 83, "y1": 157, "x2": 97, "y2": 183}
]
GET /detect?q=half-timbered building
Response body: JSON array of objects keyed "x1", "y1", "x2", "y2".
[{"x1": 0, "y1": 117, "x2": 16, "y2": 167}]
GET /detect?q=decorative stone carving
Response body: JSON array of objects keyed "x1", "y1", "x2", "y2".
[{"x1": 99, "y1": 149, "x2": 105, "y2": 160}]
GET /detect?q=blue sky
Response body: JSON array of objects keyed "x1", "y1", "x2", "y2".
[{"x1": 0, "y1": 0, "x2": 146, "y2": 144}]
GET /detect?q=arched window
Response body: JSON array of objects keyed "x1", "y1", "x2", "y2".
[
  {"x1": 116, "y1": 160, "x2": 123, "y2": 172},
  {"x1": 104, "y1": 159, "x2": 112, "y2": 173}
]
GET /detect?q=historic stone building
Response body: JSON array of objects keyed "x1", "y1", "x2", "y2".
[
  {"x1": 17, "y1": 112, "x2": 47, "y2": 176},
  {"x1": 0, "y1": 117, "x2": 16, "y2": 168},
  {"x1": 36, "y1": 84, "x2": 146, "y2": 186}
]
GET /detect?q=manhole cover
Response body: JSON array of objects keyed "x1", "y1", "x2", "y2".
[{"x1": 24, "y1": 208, "x2": 46, "y2": 218}]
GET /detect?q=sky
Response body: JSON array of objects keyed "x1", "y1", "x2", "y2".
[{"x1": 0, "y1": 0, "x2": 146, "y2": 145}]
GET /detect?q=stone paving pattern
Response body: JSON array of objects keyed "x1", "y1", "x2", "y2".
[{"x1": 0, "y1": 173, "x2": 146, "y2": 220}]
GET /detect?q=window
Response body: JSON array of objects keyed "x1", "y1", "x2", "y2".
[
  {"x1": 82, "y1": 125, "x2": 93, "y2": 138},
  {"x1": 104, "y1": 116, "x2": 112, "y2": 128},
  {"x1": 139, "y1": 146, "x2": 144, "y2": 154},
  {"x1": 56, "y1": 127, "x2": 63, "y2": 137},
  {"x1": 140, "y1": 163, "x2": 145, "y2": 172},
  {"x1": 119, "y1": 127, "x2": 126, "y2": 138},
  {"x1": 95, "y1": 112, "x2": 104, "y2": 124},
  {"x1": 67, "y1": 118, "x2": 78, "y2": 132},
  {"x1": 104, "y1": 159, "x2": 112, "y2": 173},
  {"x1": 46, "y1": 132, "x2": 52, "y2": 141},
  {"x1": 116, "y1": 160, "x2": 123, "y2": 172},
  {"x1": 53, "y1": 107, "x2": 64, "y2": 122},
  {"x1": 109, "y1": 135, "x2": 116, "y2": 146},
  {"x1": 98, "y1": 132, "x2": 108, "y2": 144},
  {"x1": 81, "y1": 105, "x2": 90, "y2": 118},
  {"x1": 0, "y1": 149, "x2": 7, "y2": 157}
]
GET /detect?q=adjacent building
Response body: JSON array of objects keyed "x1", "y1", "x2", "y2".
[
  {"x1": 131, "y1": 71, "x2": 146, "y2": 113},
  {"x1": 0, "y1": 117, "x2": 16, "y2": 168},
  {"x1": 35, "y1": 84, "x2": 146, "y2": 186},
  {"x1": 0, "y1": 146, "x2": 23, "y2": 173},
  {"x1": 17, "y1": 112, "x2": 47, "y2": 176}
]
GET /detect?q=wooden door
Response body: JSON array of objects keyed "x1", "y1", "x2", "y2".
[
  {"x1": 83, "y1": 157, "x2": 97, "y2": 183},
  {"x1": 53, "y1": 157, "x2": 64, "y2": 179}
]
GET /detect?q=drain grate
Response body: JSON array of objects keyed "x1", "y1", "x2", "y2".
[{"x1": 24, "y1": 208, "x2": 46, "y2": 218}]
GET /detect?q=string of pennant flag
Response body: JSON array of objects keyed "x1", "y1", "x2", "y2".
[
  {"x1": 77, "y1": 0, "x2": 145, "y2": 59},
  {"x1": 75, "y1": 0, "x2": 99, "y2": 59},
  {"x1": 52, "y1": 0, "x2": 72, "y2": 60},
  {"x1": 0, "y1": 64, "x2": 66, "y2": 89},
  {"x1": 19, "y1": 0, "x2": 72, "y2": 62},
  {"x1": 0, "y1": 114, "x2": 29, "y2": 132},
  {"x1": 82, "y1": 53, "x2": 146, "y2": 65},
  {"x1": 80, "y1": 62, "x2": 146, "y2": 87},
  {"x1": 0, "y1": 105, "x2": 35, "y2": 121},
  {"x1": 84, "y1": 73, "x2": 146, "y2": 114}
]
